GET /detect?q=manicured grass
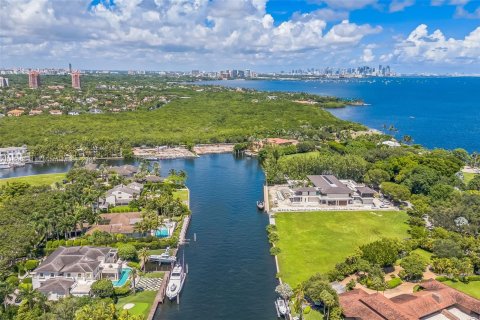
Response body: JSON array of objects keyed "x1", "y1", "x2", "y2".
[
  {"x1": 444, "y1": 280, "x2": 480, "y2": 299},
  {"x1": 464, "y1": 172, "x2": 478, "y2": 184},
  {"x1": 0, "y1": 173, "x2": 66, "y2": 187},
  {"x1": 143, "y1": 271, "x2": 164, "y2": 279},
  {"x1": 304, "y1": 309, "x2": 324, "y2": 320},
  {"x1": 411, "y1": 248, "x2": 433, "y2": 263},
  {"x1": 147, "y1": 249, "x2": 167, "y2": 255},
  {"x1": 275, "y1": 210, "x2": 409, "y2": 287},
  {"x1": 173, "y1": 189, "x2": 189, "y2": 202},
  {"x1": 116, "y1": 290, "x2": 157, "y2": 317},
  {"x1": 108, "y1": 205, "x2": 139, "y2": 213}
]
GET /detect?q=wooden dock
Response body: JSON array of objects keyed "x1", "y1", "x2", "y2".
[{"x1": 147, "y1": 271, "x2": 170, "y2": 320}]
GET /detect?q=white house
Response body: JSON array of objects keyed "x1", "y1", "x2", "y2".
[
  {"x1": 0, "y1": 146, "x2": 30, "y2": 164},
  {"x1": 102, "y1": 182, "x2": 143, "y2": 208},
  {"x1": 32, "y1": 246, "x2": 121, "y2": 300}
]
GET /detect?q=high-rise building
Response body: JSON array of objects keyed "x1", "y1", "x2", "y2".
[
  {"x1": 28, "y1": 71, "x2": 40, "y2": 89},
  {"x1": 69, "y1": 63, "x2": 72, "y2": 73},
  {"x1": 0, "y1": 77, "x2": 9, "y2": 88},
  {"x1": 71, "y1": 71, "x2": 81, "y2": 89}
]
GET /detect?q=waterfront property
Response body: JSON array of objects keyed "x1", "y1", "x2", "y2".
[
  {"x1": 0, "y1": 172, "x2": 66, "y2": 186},
  {"x1": 275, "y1": 210, "x2": 409, "y2": 287},
  {"x1": 270, "y1": 175, "x2": 381, "y2": 212},
  {"x1": 340, "y1": 279, "x2": 480, "y2": 320},
  {"x1": 108, "y1": 165, "x2": 138, "y2": 177},
  {"x1": 32, "y1": 246, "x2": 123, "y2": 300},
  {"x1": 0, "y1": 146, "x2": 30, "y2": 164},
  {"x1": 86, "y1": 212, "x2": 143, "y2": 237},
  {"x1": 100, "y1": 182, "x2": 143, "y2": 208}
]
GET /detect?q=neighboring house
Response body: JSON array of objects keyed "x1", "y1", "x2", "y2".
[
  {"x1": 7, "y1": 109, "x2": 24, "y2": 117},
  {"x1": 101, "y1": 182, "x2": 143, "y2": 208},
  {"x1": 289, "y1": 175, "x2": 376, "y2": 206},
  {"x1": 32, "y1": 246, "x2": 121, "y2": 300},
  {"x1": 340, "y1": 279, "x2": 480, "y2": 320},
  {"x1": 0, "y1": 146, "x2": 30, "y2": 164},
  {"x1": 86, "y1": 212, "x2": 143, "y2": 237},
  {"x1": 29, "y1": 109, "x2": 43, "y2": 116},
  {"x1": 49, "y1": 110, "x2": 63, "y2": 116},
  {"x1": 108, "y1": 165, "x2": 138, "y2": 178},
  {"x1": 68, "y1": 110, "x2": 80, "y2": 116}
]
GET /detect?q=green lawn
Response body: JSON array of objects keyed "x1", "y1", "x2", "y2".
[
  {"x1": 173, "y1": 189, "x2": 189, "y2": 202},
  {"x1": 0, "y1": 173, "x2": 66, "y2": 187},
  {"x1": 275, "y1": 210, "x2": 409, "y2": 287},
  {"x1": 411, "y1": 248, "x2": 433, "y2": 263},
  {"x1": 464, "y1": 172, "x2": 478, "y2": 184},
  {"x1": 444, "y1": 280, "x2": 480, "y2": 299},
  {"x1": 147, "y1": 249, "x2": 167, "y2": 255},
  {"x1": 116, "y1": 290, "x2": 157, "y2": 318},
  {"x1": 143, "y1": 271, "x2": 164, "y2": 279}
]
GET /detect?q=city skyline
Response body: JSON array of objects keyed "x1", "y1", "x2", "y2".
[{"x1": 0, "y1": 0, "x2": 479, "y2": 73}]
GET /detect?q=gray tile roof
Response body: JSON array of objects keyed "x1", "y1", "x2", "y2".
[
  {"x1": 105, "y1": 184, "x2": 140, "y2": 197},
  {"x1": 37, "y1": 278, "x2": 75, "y2": 296},
  {"x1": 35, "y1": 246, "x2": 112, "y2": 273},
  {"x1": 307, "y1": 175, "x2": 352, "y2": 195}
]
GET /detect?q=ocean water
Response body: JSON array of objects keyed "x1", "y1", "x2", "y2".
[{"x1": 200, "y1": 77, "x2": 480, "y2": 152}]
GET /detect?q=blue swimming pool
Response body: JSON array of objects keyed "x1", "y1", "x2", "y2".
[
  {"x1": 112, "y1": 267, "x2": 131, "y2": 287},
  {"x1": 155, "y1": 227, "x2": 169, "y2": 238}
]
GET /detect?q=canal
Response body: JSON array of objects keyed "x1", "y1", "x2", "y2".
[{"x1": 0, "y1": 154, "x2": 279, "y2": 320}]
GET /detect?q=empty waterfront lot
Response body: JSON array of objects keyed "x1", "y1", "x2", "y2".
[{"x1": 275, "y1": 210, "x2": 409, "y2": 287}]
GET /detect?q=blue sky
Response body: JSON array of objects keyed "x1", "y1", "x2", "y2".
[{"x1": 1, "y1": 0, "x2": 479, "y2": 73}]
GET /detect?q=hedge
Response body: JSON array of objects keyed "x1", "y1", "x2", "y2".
[{"x1": 386, "y1": 277, "x2": 402, "y2": 289}]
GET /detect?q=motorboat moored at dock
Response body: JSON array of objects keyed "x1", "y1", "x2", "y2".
[
  {"x1": 275, "y1": 298, "x2": 288, "y2": 317},
  {"x1": 165, "y1": 263, "x2": 186, "y2": 301},
  {"x1": 256, "y1": 200, "x2": 265, "y2": 211},
  {"x1": 149, "y1": 247, "x2": 177, "y2": 264}
]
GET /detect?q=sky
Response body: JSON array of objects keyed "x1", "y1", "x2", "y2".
[{"x1": 0, "y1": 0, "x2": 479, "y2": 73}]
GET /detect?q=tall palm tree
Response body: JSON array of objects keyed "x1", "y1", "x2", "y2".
[
  {"x1": 130, "y1": 268, "x2": 137, "y2": 295},
  {"x1": 292, "y1": 283, "x2": 306, "y2": 320},
  {"x1": 138, "y1": 247, "x2": 149, "y2": 272}
]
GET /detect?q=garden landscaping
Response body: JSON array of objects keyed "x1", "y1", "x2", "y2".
[
  {"x1": 275, "y1": 210, "x2": 409, "y2": 287},
  {"x1": 115, "y1": 290, "x2": 157, "y2": 317},
  {"x1": 444, "y1": 280, "x2": 480, "y2": 299}
]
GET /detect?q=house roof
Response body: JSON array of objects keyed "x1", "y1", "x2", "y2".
[
  {"x1": 34, "y1": 246, "x2": 113, "y2": 273},
  {"x1": 86, "y1": 212, "x2": 142, "y2": 235},
  {"x1": 357, "y1": 186, "x2": 376, "y2": 195},
  {"x1": 295, "y1": 187, "x2": 318, "y2": 192},
  {"x1": 307, "y1": 175, "x2": 352, "y2": 194},
  {"x1": 106, "y1": 184, "x2": 140, "y2": 197},
  {"x1": 37, "y1": 278, "x2": 75, "y2": 296},
  {"x1": 339, "y1": 279, "x2": 480, "y2": 320},
  {"x1": 108, "y1": 165, "x2": 138, "y2": 176}
]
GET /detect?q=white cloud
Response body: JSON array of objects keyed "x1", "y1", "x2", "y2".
[
  {"x1": 362, "y1": 48, "x2": 375, "y2": 62},
  {"x1": 311, "y1": 0, "x2": 378, "y2": 10},
  {"x1": 389, "y1": 0, "x2": 415, "y2": 12},
  {"x1": 0, "y1": 0, "x2": 383, "y2": 69},
  {"x1": 392, "y1": 24, "x2": 480, "y2": 64},
  {"x1": 454, "y1": 5, "x2": 480, "y2": 18}
]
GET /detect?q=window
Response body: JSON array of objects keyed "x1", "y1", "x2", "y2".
[
  {"x1": 78, "y1": 273, "x2": 82, "y2": 278},
  {"x1": 67, "y1": 273, "x2": 71, "y2": 277},
  {"x1": 39, "y1": 273, "x2": 44, "y2": 278},
  {"x1": 50, "y1": 273, "x2": 54, "y2": 278}
]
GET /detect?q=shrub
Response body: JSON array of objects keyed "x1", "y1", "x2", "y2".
[
  {"x1": 73, "y1": 239, "x2": 82, "y2": 246},
  {"x1": 80, "y1": 239, "x2": 90, "y2": 246},
  {"x1": 468, "y1": 275, "x2": 480, "y2": 282},
  {"x1": 65, "y1": 240, "x2": 74, "y2": 247},
  {"x1": 386, "y1": 277, "x2": 402, "y2": 289},
  {"x1": 346, "y1": 279, "x2": 356, "y2": 291},
  {"x1": 266, "y1": 225, "x2": 277, "y2": 233},
  {"x1": 22, "y1": 277, "x2": 32, "y2": 284},
  {"x1": 117, "y1": 244, "x2": 137, "y2": 261},
  {"x1": 268, "y1": 232, "x2": 279, "y2": 243},
  {"x1": 435, "y1": 276, "x2": 450, "y2": 282},
  {"x1": 114, "y1": 281, "x2": 131, "y2": 296},
  {"x1": 24, "y1": 260, "x2": 39, "y2": 271},
  {"x1": 360, "y1": 238, "x2": 399, "y2": 267},
  {"x1": 91, "y1": 279, "x2": 114, "y2": 298},
  {"x1": 399, "y1": 253, "x2": 427, "y2": 281},
  {"x1": 303, "y1": 306, "x2": 311, "y2": 314},
  {"x1": 6, "y1": 275, "x2": 19, "y2": 286},
  {"x1": 270, "y1": 247, "x2": 281, "y2": 255},
  {"x1": 127, "y1": 261, "x2": 141, "y2": 269}
]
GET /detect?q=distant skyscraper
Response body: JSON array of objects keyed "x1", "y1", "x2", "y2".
[
  {"x1": 69, "y1": 63, "x2": 72, "y2": 73},
  {"x1": 0, "y1": 77, "x2": 9, "y2": 88},
  {"x1": 28, "y1": 71, "x2": 40, "y2": 89},
  {"x1": 71, "y1": 71, "x2": 81, "y2": 89}
]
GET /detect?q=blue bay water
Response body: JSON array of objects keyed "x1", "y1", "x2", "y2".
[{"x1": 200, "y1": 77, "x2": 480, "y2": 152}]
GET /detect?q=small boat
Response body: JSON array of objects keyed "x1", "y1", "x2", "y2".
[
  {"x1": 166, "y1": 264, "x2": 186, "y2": 300},
  {"x1": 257, "y1": 201, "x2": 265, "y2": 211},
  {"x1": 149, "y1": 247, "x2": 177, "y2": 264},
  {"x1": 276, "y1": 298, "x2": 288, "y2": 316}
]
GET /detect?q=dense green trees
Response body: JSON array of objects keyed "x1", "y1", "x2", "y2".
[
  {"x1": 360, "y1": 238, "x2": 399, "y2": 268},
  {"x1": 380, "y1": 182, "x2": 411, "y2": 203},
  {"x1": 399, "y1": 253, "x2": 427, "y2": 281},
  {"x1": 91, "y1": 280, "x2": 115, "y2": 299}
]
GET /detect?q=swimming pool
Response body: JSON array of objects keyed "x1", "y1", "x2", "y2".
[
  {"x1": 155, "y1": 227, "x2": 169, "y2": 238},
  {"x1": 112, "y1": 267, "x2": 131, "y2": 287}
]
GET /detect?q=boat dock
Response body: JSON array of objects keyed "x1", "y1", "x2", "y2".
[
  {"x1": 147, "y1": 271, "x2": 171, "y2": 320},
  {"x1": 178, "y1": 215, "x2": 191, "y2": 245}
]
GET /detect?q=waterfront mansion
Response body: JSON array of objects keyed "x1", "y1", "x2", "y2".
[
  {"x1": 269, "y1": 175, "x2": 382, "y2": 212},
  {"x1": 32, "y1": 246, "x2": 122, "y2": 300},
  {"x1": 0, "y1": 146, "x2": 30, "y2": 164}
]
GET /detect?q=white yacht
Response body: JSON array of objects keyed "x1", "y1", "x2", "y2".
[
  {"x1": 276, "y1": 298, "x2": 288, "y2": 316},
  {"x1": 165, "y1": 264, "x2": 186, "y2": 300}
]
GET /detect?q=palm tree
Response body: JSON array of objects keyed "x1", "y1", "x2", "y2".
[
  {"x1": 130, "y1": 268, "x2": 137, "y2": 295},
  {"x1": 402, "y1": 135, "x2": 413, "y2": 145},
  {"x1": 292, "y1": 283, "x2": 306, "y2": 320},
  {"x1": 138, "y1": 247, "x2": 149, "y2": 272}
]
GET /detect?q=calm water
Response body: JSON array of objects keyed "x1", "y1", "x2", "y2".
[
  {"x1": 0, "y1": 155, "x2": 278, "y2": 320},
  {"x1": 200, "y1": 77, "x2": 480, "y2": 152}
]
